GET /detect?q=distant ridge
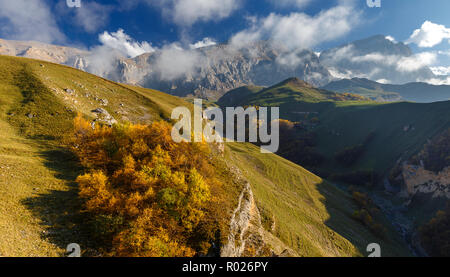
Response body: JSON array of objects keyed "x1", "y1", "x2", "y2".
[{"x1": 323, "y1": 78, "x2": 450, "y2": 103}]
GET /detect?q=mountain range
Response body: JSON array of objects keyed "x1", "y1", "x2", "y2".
[{"x1": 2, "y1": 35, "x2": 450, "y2": 101}]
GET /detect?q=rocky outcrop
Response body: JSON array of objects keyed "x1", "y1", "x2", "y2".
[
  {"x1": 400, "y1": 164, "x2": 450, "y2": 199},
  {"x1": 221, "y1": 183, "x2": 265, "y2": 257},
  {"x1": 91, "y1": 108, "x2": 117, "y2": 127},
  {"x1": 220, "y1": 169, "x2": 297, "y2": 257}
]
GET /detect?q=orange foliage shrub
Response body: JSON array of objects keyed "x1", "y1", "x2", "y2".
[{"x1": 71, "y1": 115, "x2": 219, "y2": 257}]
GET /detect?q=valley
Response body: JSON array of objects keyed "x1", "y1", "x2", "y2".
[{"x1": 0, "y1": 55, "x2": 416, "y2": 257}]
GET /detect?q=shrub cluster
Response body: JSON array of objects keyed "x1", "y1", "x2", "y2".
[
  {"x1": 71, "y1": 115, "x2": 224, "y2": 256},
  {"x1": 350, "y1": 188, "x2": 386, "y2": 238}
]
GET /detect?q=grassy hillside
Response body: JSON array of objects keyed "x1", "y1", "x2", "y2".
[
  {"x1": 0, "y1": 55, "x2": 412, "y2": 257},
  {"x1": 0, "y1": 55, "x2": 195, "y2": 256},
  {"x1": 225, "y1": 143, "x2": 411, "y2": 256},
  {"x1": 223, "y1": 78, "x2": 368, "y2": 107},
  {"x1": 217, "y1": 85, "x2": 264, "y2": 107}
]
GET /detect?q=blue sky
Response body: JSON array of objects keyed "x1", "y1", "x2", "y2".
[
  {"x1": 58, "y1": 0, "x2": 450, "y2": 50},
  {"x1": 1, "y1": 0, "x2": 450, "y2": 74}
]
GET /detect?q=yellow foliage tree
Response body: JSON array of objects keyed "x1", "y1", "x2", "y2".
[{"x1": 71, "y1": 115, "x2": 218, "y2": 257}]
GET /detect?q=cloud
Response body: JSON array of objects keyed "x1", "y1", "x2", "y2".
[
  {"x1": 421, "y1": 76, "x2": 450, "y2": 85},
  {"x1": 385, "y1": 36, "x2": 396, "y2": 43},
  {"x1": 430, "y1": 66, "x2": 450, "y2": 76},
  {"x1": 72, "y1": 1, "x2": 114, "y2": 33},
  {"x1": 438, "y1": 50, "x2": 450, "y2": 57},
  {"x1": 396, "y1": 52, "x2": 437, "y2": 72},
  {"x1": 189, "y1": 38, "x2": 217, "y2": 49},
  {"x1": 151, "y1": 0, "x2": 240, "y2": 26},
  {"x1": 230, "y1": 3, "x2": 359, "y2": 51},
  {"x1": 87, "y1": 29, "x2": 209, "y2": 81},
  {"x1": 98, "y1": 29, "x2": 155, "y2": 58},
  {"x1": 348, "y1": 51, "x2": 438, "y2": 73},
  {"x1": 267, "y1": 0, "x2": 311, "y2": 9},
  {"x1": 376, "y1": 79, "x2": 390, "y2": 84},
  {"x1": 85, "y1": 29, "x2": 154, "y2": 77},
  {"x1": 407, "y1": 21, "x2": 450, "y2": 48},
  {"x1": 0, "y1": 0, "x2": 65, "y2": 43},
  {"x1": 85, "y1": 46, "x2": 123, "y2": 78},
  {"x1": 322, "y1": 44, "x2": 438, "y2": 83},
  {"x1": 154, "y1": 43, "x2": 205, "y2": 80}
]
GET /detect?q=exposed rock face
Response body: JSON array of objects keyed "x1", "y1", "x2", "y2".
[
  {"x1": 220, "y1": 173, "x2": 297, "y2": 257},
  {"x1": 221, "y1": 183, "x2": 266, "y2": 257},
  {"x1": 400, "y1": 164, "x2": 450, "y2": 199},
  {"x1": 0, "y1": 38, "x2": 89, "y2": 68},
  {"x1": 114, "y1": 42, "x2": 333, "y2": 100}
]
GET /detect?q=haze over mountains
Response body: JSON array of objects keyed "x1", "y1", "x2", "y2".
[
  {"x1": 320, "y1": 35, "x2": 436, "y2": 84},
  {"x1": 1, "y1": 35, "x2": 450, "y2": 101}
]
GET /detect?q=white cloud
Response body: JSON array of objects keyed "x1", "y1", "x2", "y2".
[
  {"x1": 430, "y1": 66, "x2": 450, "y2": 76},
  {"x1": 98, "y1": 29, "x2": 155, "y2": 58},
  {"x1": 154, "y1": 44, "x2": 205, "y2": 80},
  {"x1": 407, "y1": 21, "x2": 450, "y2": 48},
  {"x1": 230, "y1": 4, "x2": 359, "y2": 51},
  {"x1": 90, "y1": 29, "x2": 212, "y2": 81},
  {"x1": 189, "y1": 37, "x2": 217, "y2": 49},
  {"x1": 0, "y1": 0, "x2": 65, "y2": 43},
  {"x1": 438, "y1": 50, "x2": 450, "y2": 57},
  {"x1": 151, "y1": 0, "x2": 240, "y2": 26},
  {"x1": 322, "y1": 43, "x2": 439, "y2": 84},
  {"x1": 348, "y1": 51, "x2": 438, "y2": 73},
  {"x1": 73, "y1": 2, "x2": 113, "y2": 33},
  {"x1": 396, "y1": 52, "x2": 437, "y2": 72},
  {"x1": 422, "y1": 76, "x2": 450, "y2": 85},
  {"x1": 376, "y1": 79, "x2": 390, "y2": 84},
  {"x1": 267, "y1": 0, "x2": 311, "y2": 9},
  {"x1": 385, "y1": 35, "x2": 396, "y2": 43}
]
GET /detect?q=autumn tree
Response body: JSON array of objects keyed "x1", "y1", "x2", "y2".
[{"x1": 71, "y1": 115, "x2": 221, "y2": 257}]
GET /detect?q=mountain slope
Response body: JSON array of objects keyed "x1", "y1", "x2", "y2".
[
  {"x1": 0, "y1": 55, "x2": 193, "y2": 256},
  {"x1": 323, "y1": 78, "x2": 450, "y2": 103},
  {"x1": 225, "y1": 143, "x2": 410, "y2": 257},
  {"x1": 0, "y1": 55, "x2": 411, "y2": 257}
]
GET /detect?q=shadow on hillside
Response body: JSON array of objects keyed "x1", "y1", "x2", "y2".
[
  {"x1": 315, "y1": 181, "x2": 410, "y2": 257},
  {"x1": 21, "y1": 146, "x2": 96, "y2": 256},
  {"x1": 315, "y1": 181, "x2": 373, "y2": 257}
]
